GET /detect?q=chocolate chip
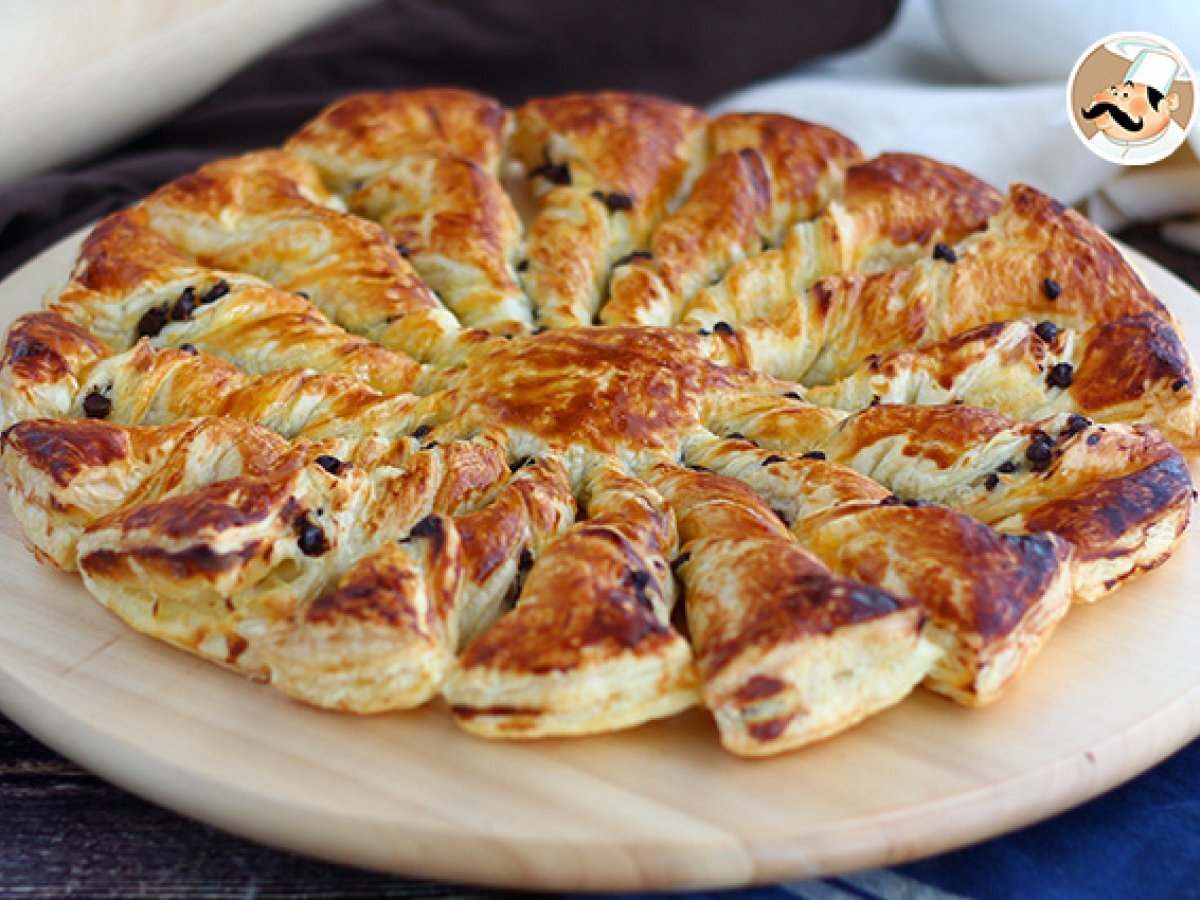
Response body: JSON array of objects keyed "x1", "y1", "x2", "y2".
[
  {"x1": 880, "y1": 495, "x2": 902, "y2": 506},
  {"x1": 869, "y1": 394, "x2": 881, "y2": 407},
  {"x1": 1046, "y1": 362, "x2": 1074, "y2": 389},
  {"x1": 135, "y1": 305, "x2": 169, "y2": 339},
  {"x1": 1034, "y1": 320, "x2": 1060, "y2": 343},
  {"x1": 997, "y1": 460, "x2": 1019, "y2": 474},
  {"x1": 629, "y1": 570, "x2": 651, "y2": 590},
  {"x1": 1087, "y1": 433, "x2": 1102, "y2": 446},
  {"x1": 1063, "y1": 414, "x2": 1091, "y2": 437},
  {"x1": 771, "y1": 507, "x2": 790, "y2": 525},
  {"x1": 296, "y1": 291, "x2": 310, "y2": 300},
  {"x1": 170, "y1": 286, "x2": 197, "y2": 322},
  {"x1": 529, "y1": 162, "x2": 570, "y2": 185},
  {"x1": 395, "y1": 244, "x2": 410, "y2": 258},
  {"x1": 411, "y1": 424, "x2": 433, "y2": 440},
  {"x1": 727, "y1": 432, "x2": 745, "y2": 441},
  {"x1": 179, "y1": 343, "x2": 198, "y2": 355},
  {"x1": 848, "y1": 587, "x2": 900, "y2": 614},
  {"x1": 295, "y1": 512, "x2": 328, "y2": 557},
  {"x1": 713, "y1": 321, "x2": 735, "y2": 337},
  {"x1": 687, "y1": 464, "x2": 711, "y2": 473},
  {"x1": 422, "y1": 441, "x2": 440, "y2": 451},
  {"x1": 200, "y1": 280, "x2": 230, "y2": 304},
  {"x1": 903, "y1": 498, "x2": 929, "y2": 508},
  {"x1": 782, "y1": 391, "x2": 803, "y2": 401},
  {"x1": 82, "y1": 389, "x2": 111, "y2": 419},
  {"x1": 613, "y1": 250, "x2": 653, "y2": 268},
  {"x1": 516, "y1": 259, "x2": 529, "y2": 273},
  {"x1": 410, "y1": 516, "x2": 442, "y2": 540},
  {"x1": 509, "y1": 456, "x2": 531, "y2": 473},
  {"x1": 1042, "y1": 278, "x2": 1061, "y2": 300},
  {"x1": 697, "y1": 328, "x2": 712, "y2": 337},
  {"x1": 592, "y1": 190, "x2": 635, "y2": 212},
  {"x1": 1025, "y1": 431, "x2": 1055, "y2": 471},
  {"x1": 315, "y1": 454, "x2": 344, "y2": 475},
  {"x1": 1173, "y1": 378, "x2": 1189, "y2": 392},
  {"x1": 984, "y1": 473, "x2": 1000, "y2": 491},
  {"x1": 932, "y1": 242, "x2": 957, "y2": 263},
  {"x1": 801, "y1": 450, "x2": 826, "y2": 460},
  {"x1": 518, "y1": 548, "x2": 534, "y2": 575}
]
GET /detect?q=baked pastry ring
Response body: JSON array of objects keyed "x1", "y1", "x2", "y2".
[{"x1": 0, "y1": 88, "x2": 1194, "y2": 756}]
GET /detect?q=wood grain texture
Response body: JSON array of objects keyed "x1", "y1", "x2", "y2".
[{"x1": 1, "y1": 226, "x2": 1200, "y2": 893}]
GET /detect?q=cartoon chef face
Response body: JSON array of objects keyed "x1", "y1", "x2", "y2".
[{"x1": 1082, "y1": 79, "x2": 1180, "y2": 143}]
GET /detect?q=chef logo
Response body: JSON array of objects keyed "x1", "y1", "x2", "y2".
[{"x1": 1068, "y1": 33, "x2": 1196, "y2": 166}]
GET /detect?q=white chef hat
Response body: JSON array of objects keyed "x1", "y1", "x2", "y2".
[{"x1": 1105, "y1": 37, "x2": 1192, "y2": 96}]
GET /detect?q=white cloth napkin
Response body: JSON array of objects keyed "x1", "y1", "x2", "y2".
[{"x1": 711, "y1": 0, "x2": 1200, "y2": 250}]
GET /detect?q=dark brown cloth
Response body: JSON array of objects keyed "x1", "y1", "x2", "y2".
[{"x1": 0, "y1": 0, "x2": 898, "y2": 280}]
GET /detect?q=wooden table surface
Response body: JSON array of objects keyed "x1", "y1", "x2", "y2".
[{"x1": 1, "y1": 222, "x2": 1197, "y2": 899}]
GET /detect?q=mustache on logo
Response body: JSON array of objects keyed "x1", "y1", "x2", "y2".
[{"x1": 1081, "y1": 101, "x2": 1144, "y2": 132}]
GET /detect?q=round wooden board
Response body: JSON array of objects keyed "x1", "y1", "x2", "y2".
[{"x1": 1, "y1": 230, "x2": 1199, "y2": 892}]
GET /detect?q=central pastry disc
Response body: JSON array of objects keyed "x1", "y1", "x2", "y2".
[{"x1": 455, "y1": 326, "x2": 746, "y2": 451}]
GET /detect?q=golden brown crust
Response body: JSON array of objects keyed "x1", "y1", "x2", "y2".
[
  {"x1": 0, "y1": 89, "x2": 1193, "y2": 758},
  {"x1": 840, "y1": 153, "x2": 1003, "y2": 253},
  {"x1": 708, "y1": 113, "x2": 863, "y2": 239},
  {"x1": 286, "y1": 88, "x2": 511, "y2": 189}
]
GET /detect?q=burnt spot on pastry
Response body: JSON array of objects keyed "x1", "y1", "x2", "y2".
[
  {"x1": 135, "y1": 304, "x2": 170, "y2": 339},
  {"x1": 81, "y1": 389, "x2": 112, "y2": 419},
  {"x1": 1046, "y1": 362, "x2": 1074, "y2": 390},
  {"x1": 2, "y1": 419, "x2": 129, "y2": 487},
  {"x1": 1042, "y1": 278, "x2": 1061, "y2": 300},
  {"x1": 932, "y1": 242, "x2": 957, "y2": 263},
  {"x1": 294, "y1": 511, "x2": 328, "y2": 557},
  {"x1": 508, "y1": 456, "x2": 532, "y2": 473},
  {"x1": 81, "y1": 542, "x2": 263, "y2": 581},
  {"x1": 1023, "y1": 453, "x2": 1191, "y2": 564},
  {"x1": 1075, "y1": 315, "x2": 1192, "y2": 413},
  {"x1": 516, "y1": 259, "x2": 529, "y2": 273}
]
